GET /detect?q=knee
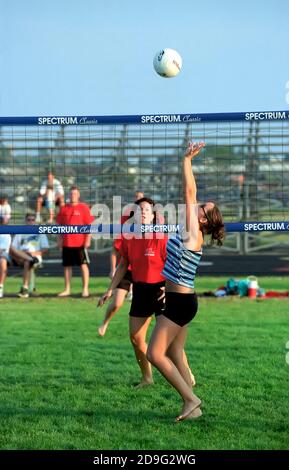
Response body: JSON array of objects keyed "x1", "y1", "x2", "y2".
[
  {"x1": 113, "y1": 301, "x2": 123, "y2": 311},
  {"x1": 130, "y1": 332, "x2": 143, "y2": 348},
  {"x1": 146, "y1": 346, "x2": 159, "y2": 366}
]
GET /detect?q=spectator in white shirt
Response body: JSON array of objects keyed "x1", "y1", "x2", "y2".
[
  {"x1": 36, "y1": 171, "x2": 64, "y2": 223},
  {"x1": 12, "y1": 213, "x2": 49, "y2": 298}
]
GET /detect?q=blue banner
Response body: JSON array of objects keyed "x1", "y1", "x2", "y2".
[
  {"x1": 1, "y1": 222, "x2": 289, "y2": 234},
  {"x1": 0, "y1": 110, "x2": 288, "y2": 126}
]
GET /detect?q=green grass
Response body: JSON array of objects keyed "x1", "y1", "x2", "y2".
[{"x1": 0, "y1": 276, "x2": 289, "y2": 450}]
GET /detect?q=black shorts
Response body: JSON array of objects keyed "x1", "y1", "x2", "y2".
[
  {"x1": 62, "y1": 247, "x2": 90, "y2": 267},
  {"x1": 129, "y1": 281, "x2": 165, "y2": 318},
  {"x1": 117, "y1": 270, "x2": 132, "y2": 292},
  {"x1": 40, "y1": 196, "x2": 61, "y2": 207},
  {"x1": 162, "y1": 292, "x2": 198, "y2": 327}
]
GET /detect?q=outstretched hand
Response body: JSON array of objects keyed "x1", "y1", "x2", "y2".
[
  {"x1": 97, "y1": 290, "x2": 112, "y2": 307},
  {"x1": 184, "y1": 141, "x2": 205, "y2": 160}
]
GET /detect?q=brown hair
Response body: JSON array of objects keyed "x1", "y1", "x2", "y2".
[{"x1": 202, "y1": 204, "x2": 225, "y2": 246}]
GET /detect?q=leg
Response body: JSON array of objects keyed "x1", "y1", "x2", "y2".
[
  {"x1": 36, "y1": 195, "x2": 43, "y2": 221},
  {"x1": 47, "y1": 207, "x2": 54, "y2": 224},
  {"x1": 129, "y1": 316, "x2": 154, "y2": 388},
  {"x1": 0, "y1": 258, "x2": 8, "y2": 297},
  {"x1": 147, "y1": 315, "x2": 201, "y2": 420},
  {"x1": 126, "y1": 283, "x2": 133, "y2": 301},
  {"x1": 80, "y1": 263, "x2": 90, "y2": 297},
  {"x1": 29, "y1": 269, "x2": 36, "y2": 294},
  {"x1": 58, "y1": 266, "x2": 72, "y2": 296},
  {"x1": 55, "y1": 195, "x2": 64, "y2": 208},
  {"x1": 167, "y1": 331, "x2": 196, "y2": 387},
  {"x1": 182, "y1": 350, "x2": 196, "y2": 387},
  {"x1": 9, "y1": 246, "x2": 34, "y2": 263},
  {"x1": 22, "y1": 260, "x2": 31, "y2": 289},
  {"x1": 98, "y1": 288, "x2": 127, "y2": 337},
  {"x1": 167, "y1": 328, "x2": 193, "y2": 387}
]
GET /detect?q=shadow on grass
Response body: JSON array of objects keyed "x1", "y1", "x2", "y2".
[{"x1": 2, "y1": 293, "x2": 103, "y2": 299}]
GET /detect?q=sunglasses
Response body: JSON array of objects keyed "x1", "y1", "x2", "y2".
[{"x1": 26, "y1": 218, "x2": 35, "y2": 222}]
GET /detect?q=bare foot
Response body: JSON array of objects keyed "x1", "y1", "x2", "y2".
[
  {"x1": 175, "y1": 398, "x2": 202, "y2": 422},
  {"x1": 82, "y1": 291, "x2": 90, "y2": 298},
  {"x1": 98, "y1": 323, "x2": 108, "y2": 337},
  {"x1": 134, "y1": 379, "x2": 154, "y2": 389},
  {"x1": 186, "y1": 407, "x2": 202, "y2": 419},
  {"x1": 58, "y1": 290, "x2": 70, "y2": 297}
]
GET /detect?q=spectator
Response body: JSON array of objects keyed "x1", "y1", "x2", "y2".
[
  {"x1": 11, "y1": 213, "x2": 49, "y2": 298},
  {"x1": 0, "y1": 214, "x2": 37, "y2": 298},
  {"x1": 0, "y1": 194, "x2": 12, "y2": 224},
  {"x1": 0, "y1": 216, "x2": 11, "y2": 299},
  {"x1": 36, "y1": 171, "x2": 64, "y2": 223},
  {"x1": 56, "y1": 186, "x2": 94, "y2": 298}
]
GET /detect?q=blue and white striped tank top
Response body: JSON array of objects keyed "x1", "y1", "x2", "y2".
[{"x1": 162, "y1": 233, "x2": 202, "y2": 289}]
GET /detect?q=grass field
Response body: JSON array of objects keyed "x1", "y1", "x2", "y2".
[{"x1": 0, "y1": 276, "x2": 289, "y2": 450}]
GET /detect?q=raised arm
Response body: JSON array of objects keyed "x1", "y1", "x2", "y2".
[
  {"x1": 183, "y1": 141, "x2": 205, "y2": 204},
  {"x1": 183, "y1": 141, "x2": 205, "y2": 238}
]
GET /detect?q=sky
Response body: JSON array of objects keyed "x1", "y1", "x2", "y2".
[{"x1": 1, "y1": 0, "x2": 289, "y2": 117}]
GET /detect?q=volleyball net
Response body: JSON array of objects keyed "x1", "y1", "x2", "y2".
[{"x1": 0, "y1": 110, "x2": 289, "y2": 253}]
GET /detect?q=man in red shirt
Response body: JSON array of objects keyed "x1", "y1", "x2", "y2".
[{"x1": 56, "y1": 186, "x2": 94, "y2": 298}]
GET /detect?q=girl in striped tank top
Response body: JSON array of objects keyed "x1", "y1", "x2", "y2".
[{"x1": 147, "y1": 141, "x2": 225, "y2": 422}]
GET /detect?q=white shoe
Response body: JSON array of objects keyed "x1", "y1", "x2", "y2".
[
  {"x1": 0, "y1": 286, "x2": 3, "y2": 299},
  {"x1": 35, "y1": 213, "x2": 41, "y2": 223}
]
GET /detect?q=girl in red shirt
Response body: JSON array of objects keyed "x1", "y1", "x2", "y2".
[{"x1": 98, "y1": 198, "x2": 167, "y2": 388}]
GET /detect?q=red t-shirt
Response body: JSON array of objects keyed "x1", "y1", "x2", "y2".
[
  {"x1": 119, "y1": 236, "x2": 167, "y2": 283},
  {"x1": 56, "y1": 203, "x2": 94, "y2": 247}
]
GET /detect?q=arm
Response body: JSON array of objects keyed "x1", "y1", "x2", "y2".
[
  {"x1": 83, "y1": 206, "x2": 94, "y2": 248},
  {"x1": 183, "y1": 142, "x2": 205, "y2": 233},
  {"x1": 97, "y1": 257, "x2": 129, "y2": 307},
  {"x1": 57, "y1": 236, "x2": 63, "y2": 250},
  {"x1": 84, "y1": 234, "x2": 91, "y2": 248},
  {"x1": 110, "y1": 247, "x2": 118, "y2": 278}
]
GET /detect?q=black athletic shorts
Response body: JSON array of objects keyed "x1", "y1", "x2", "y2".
[
  {"x1": 161, "y1": 291, "x2": 198, "y2": 327},
  {"x1": 117, "y1": 270, "x2": 132, "y2": 292},
  {"x1": 62, "y1": 247, "x2": 90, "y2": 267},
  {"x1": 129, "y1": 281, "x2": 165, "y2": 317}
]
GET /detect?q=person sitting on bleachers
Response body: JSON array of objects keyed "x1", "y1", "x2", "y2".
[
  {"x1": 36, "y1": 171, "x2": 64, "y2": 223},
  {"x1": 11, "y1": 213, "x2": 49, "y2": 298}
]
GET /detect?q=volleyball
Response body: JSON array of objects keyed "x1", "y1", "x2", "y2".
[{"x1": 153, "y1": 48, "x2": 182, "y2": 78}]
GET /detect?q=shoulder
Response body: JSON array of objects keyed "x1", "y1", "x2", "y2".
[{"x1": 79, "y1": 203, "x2": 90, "y2": 210}]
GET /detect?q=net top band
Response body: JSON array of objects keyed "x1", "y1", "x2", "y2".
[{"x1": 0, "y1": 110, "x2": 289, "y2": 126}]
